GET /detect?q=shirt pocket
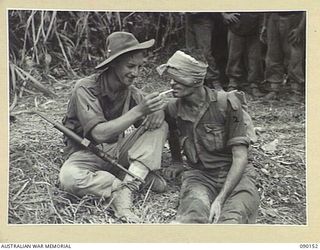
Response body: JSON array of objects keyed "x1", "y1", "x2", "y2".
[{"x1": 200, "y1": 123, "x2": 225, "y2": 151}]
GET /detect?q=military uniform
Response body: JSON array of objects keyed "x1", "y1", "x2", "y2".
[
  {"x1": 59, "y1": 73, "x2": 168, "y2": 198},
  {"x1": 265, "y1": 12, "x2": 305, "y2": 94},
  {"x1": 166, "y1": 87, "x2": 259, "y2": 223},
  {"x1": 185, "y1": 13, "x2": 222, "y2": 88},
  {"x1": 225, "y1": 12, "x2": 264, "y2": 93}
]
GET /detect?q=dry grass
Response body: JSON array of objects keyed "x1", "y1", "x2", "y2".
[{"x1": 8, "y1": 10, "x2": 306, "y2": 225}]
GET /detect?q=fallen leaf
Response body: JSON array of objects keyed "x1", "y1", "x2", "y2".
[
  {"x1": 261, "y1": 139, "x2": 279, "y2": 153},
  {"x1": 260, "y1": 168, "x2": 270, "y2": 175},
  {"x1": 266, "y1": 209, "x2": 277, "y2": 218}
]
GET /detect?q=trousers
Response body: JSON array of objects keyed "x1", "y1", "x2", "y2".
[
  {"x1": 59, "y1": 122, "x2": 168, "y2": 198},
  {"x1": 175, "y1": 164, "x2": 260, "y2": 224},
  {"x1": 265, "y1": 13, "x2": 305, "y2": 89},
  {"x1": 185, "y1": 13, "x2": 221, "y2": 84},
  {"x1": 226, "y1": 30, "x2": 263, "y2": 88}
]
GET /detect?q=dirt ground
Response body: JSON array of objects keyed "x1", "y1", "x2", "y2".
[{"x1": 9, "y1": 62, "x2": 306, "y2": 224}]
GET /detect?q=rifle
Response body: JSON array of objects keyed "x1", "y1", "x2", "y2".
[{"x1": 35, "y1": 111, "x2": 145, "y2": 183}]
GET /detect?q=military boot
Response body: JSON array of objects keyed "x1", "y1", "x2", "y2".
[
  {"x1": 251, "y1": 87, "x2": 265, "y2": 97},
  {"x1": 289, "y1": 82, "x2": 303, "y2": 102},
  {"x1": 110, "y1": 180, "x2": 141, "y2": 223},
  {"x1": 144, "y1": 171, "x2": 167, "y2": 193},
  {"x1": 263, "y1": 83, "x2": 280, "y2": 100}
]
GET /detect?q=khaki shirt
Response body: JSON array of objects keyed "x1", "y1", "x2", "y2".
[
  {"x1": 166, "y1": 87, "x2": 250, "y2": 170},
  {"x1": 62, "y1": 73, "x2": 144, "y2": 157}
]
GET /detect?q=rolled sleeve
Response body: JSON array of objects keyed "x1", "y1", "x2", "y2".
[
  {"x1": 74, "y1": 86, "x2": 107, "y2": 137},
  {"x1": 227, "y1": 136, "x2": 250, "y2": 147},
  {"x1": 226, "y1": 102, "x2": 250, "y2": 147}
]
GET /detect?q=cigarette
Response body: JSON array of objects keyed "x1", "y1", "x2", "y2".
[{"x1": 159, "y1": 89, "x2": 174, "y2": 96}]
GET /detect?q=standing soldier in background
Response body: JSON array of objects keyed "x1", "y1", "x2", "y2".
[
  {"x1": 222, "y1": 12, "x2": 265, "y2": 97},
  {"x1": 260, "y1": 12, "x2": 306, "y2": 101},
  {"x1": 59, "y1": 32, "x2": 168, "y2": 223},
  {"x1": 185, "y1": 12, "x2": 223, "y2": 90}
]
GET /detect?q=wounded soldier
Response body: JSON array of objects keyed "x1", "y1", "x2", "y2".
[{"x1": 158, "y1": 49, "x2": 260, "y2": 223}]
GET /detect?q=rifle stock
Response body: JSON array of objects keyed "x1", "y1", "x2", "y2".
[{"x1": 35, "y1": 111, "x2": 145, "y2": 183}]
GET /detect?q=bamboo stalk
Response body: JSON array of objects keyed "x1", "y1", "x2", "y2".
[
  {"x1": 55, "y1": 31, "x2": 75, "y2": 75},
  {"x1": 116, "y1": 12, "x2": 122, "y2": 30},
  {"x1": 41, "y1": 11, "x2": 47, "y2": 39},
  {"x1": 58, "y1": 33, "x2": 75, "y2": 47},
  {"x1": 122, "y1": 12, "x2": 135, "y2": 26},
  {"x1": 94, "y1": 11, "x2": 109, "y2": 30},
  {"x1": 31, "y1": 11, "x2": 39, "y2": 64},
  {"x1": 9, "y1": 63, "x2": 16, "y2": 93},
  {"x1": 76, "y1": 13, "x2": 89, "y2": 50},
  {"x1": 13, "y1": 64, "x2": 57, "y2": 97},
  {"x1": 21, "y1": 11, "x2": 36, "y2": 64},
  {"x1": 19, "y1": 81, "x2": 27, "y2": 98},
  {"x1": 35, "y1": 11, "x2": 45, "y2": 46},
  {"x1": 10, "y1": 64, "x2": 27, "y2": 98},
  {"x1": 10, "y1": 93, "x2": 18, "y2": 112},
  {"x1": 44, "y1": 11, "x2": 57, "y2": 43}
]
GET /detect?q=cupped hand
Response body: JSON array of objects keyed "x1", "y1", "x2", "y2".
[{"x1": 209, "y1": 197, "x2": 223, "y2": 223}]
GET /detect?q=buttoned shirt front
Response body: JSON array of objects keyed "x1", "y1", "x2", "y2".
[
  {"x1": 62, "y1": 72, "x2": 144, "y2": 157},
  {"x1": 166, "y1": 87, "x2": 250, "y2": 170}
]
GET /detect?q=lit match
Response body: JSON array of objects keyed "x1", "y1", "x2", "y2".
[{"x1": 159, "y1": 89, "x2": 174, "y2": 96}]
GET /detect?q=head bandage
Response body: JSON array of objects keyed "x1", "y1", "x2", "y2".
[{"x1": 156, "y1": 50, "x2": 208, "y2": 87}]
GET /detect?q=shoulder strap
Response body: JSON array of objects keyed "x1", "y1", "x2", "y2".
[
  {"x1": 217, "y1": 90, "x2": 257, "y2": 144},
  {"x1": 216, "y1": 90, "x2": 229, "y2": 115},
  {"x1": 216, "y1": 90, "x2": 240, "y2": 114}
]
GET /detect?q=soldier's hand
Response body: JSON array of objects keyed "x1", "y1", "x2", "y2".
[
  {"x1": 222, "y1": 13, "x2": 240, "y2": 24},
  {"x1": 138, "y1": 92, "x2": 165, "y2": 116},
  {"x1": 288, "y1": 28, "x2": 302, "y2": 45},
  {"x1": 209, "y1": 197, "x2": 223, "y2": 223},
  {"x1": 142, "y1": 110, "x2": 165, "y2": 131},
  {"x1": 259, "y1": 26, "x2": 267, "y2": 44},
  {"x1": 162, "y1": 163, "x2": 185, "y2": 179}
]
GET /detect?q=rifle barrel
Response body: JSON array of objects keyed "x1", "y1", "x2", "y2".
[{"x1": 35, "y1": 111, "x2": 145, "y2": 183}]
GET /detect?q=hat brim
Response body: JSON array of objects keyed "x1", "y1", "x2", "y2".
[{"x1": 95, "y1": 39, "x2": 155, "y2": 70}]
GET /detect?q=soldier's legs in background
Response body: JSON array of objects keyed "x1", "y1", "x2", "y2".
[
  {"x1": 226, "y1": 30, "x2": 245, "y2": 91},
  {"x1": 192, "y1": 17, "x2": 221, "y2": 88},
  {"x1": 185, "y1": 13, "x2": 197, "y2": 49},
  {"x1": 247, "y1": 34, "x2": 264, "y2": 97},
  {"x1": 264, "y1": 14, "x2": 284, "y2": 99},
  {"x1": 278, "y1": 14, "x2": 305, "y2": 102},
  {"x1": 287, "y1": 18, "x2": 305, "y2": 100}
]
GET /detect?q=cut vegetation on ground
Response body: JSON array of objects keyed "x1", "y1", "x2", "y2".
[{"x1": 8, "y1": 10, "x2": 306, "y2": 225}]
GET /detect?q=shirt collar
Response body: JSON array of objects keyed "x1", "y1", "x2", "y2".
[
  {"x1": 176, "y1": 86, "x2": 217, "y2": 121},
  {"x1": 99, "y1": 71, "x2": 129, "y2": 101},
  {"x1": 99, "y1": 71, "x2": 112, "y2": 97}
]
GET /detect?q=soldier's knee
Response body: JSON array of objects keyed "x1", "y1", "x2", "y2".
[
  {"x1": 59, "y1": 164, "x2": 85, "y2": 195},
  {"x1": 218, "y1": 210, "x2": 246, "y2": 224}
]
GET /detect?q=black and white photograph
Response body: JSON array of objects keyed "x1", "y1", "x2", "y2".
[{"x1": 8, "y1": 9, "x2": 307, "y2": 228}]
